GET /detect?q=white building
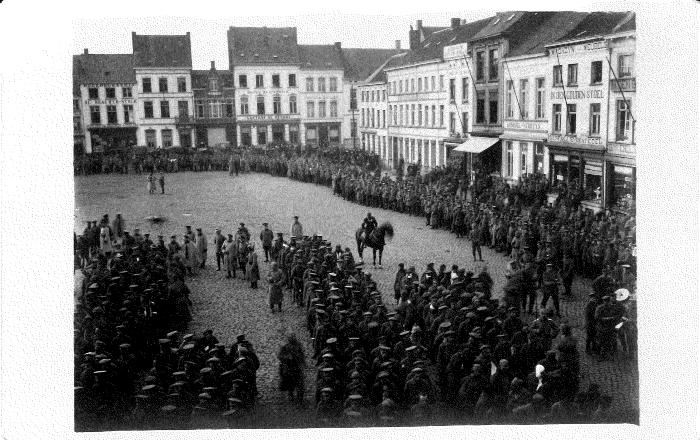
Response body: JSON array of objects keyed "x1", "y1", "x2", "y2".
[
  {"x1": 132, "y1": 32, "x2": 194, "y2": 149},
  {"x1": 73, "y1": 50, "x2": 137, "y2": 153}
]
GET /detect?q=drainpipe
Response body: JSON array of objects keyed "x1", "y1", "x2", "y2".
[{"x1": 604, "y1": 41, "x2": 613, "y2": 211}]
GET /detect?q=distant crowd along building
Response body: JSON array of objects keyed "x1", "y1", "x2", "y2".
[{"x1": 72, "y1": 11, "x2": 635, "y2": 213}]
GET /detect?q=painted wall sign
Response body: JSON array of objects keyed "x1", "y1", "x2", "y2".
[
  {"x1": 548, "y1": 133, "x2": 603, "y2": 146},
  {"x1": 550, "y1": 89, "x2": 605, "y2": 100}
]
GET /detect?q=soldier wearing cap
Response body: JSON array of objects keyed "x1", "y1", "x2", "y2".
[
  {"x1": 291, "y1": 216, "x2": 303, "y2": 239},
  {"x1": 594, "y1": 295, "x2": 620, "y2": 361},
  {"x1": 196, "y1": 228, "x2": 208, "y2": 269},
  {"x1": 213, "y1": 228, "x2": 225, "y2": 271},
  {"x1": 541, "y1": 263, "x2": 561, "y2": 317},
  {"x1": 260, "y1": 223, "x2": 274, "y2": 263}
]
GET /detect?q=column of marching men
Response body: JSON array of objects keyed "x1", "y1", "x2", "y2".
[{"x1": 75, "y1": 213, "x2": 264, "y2": 429}]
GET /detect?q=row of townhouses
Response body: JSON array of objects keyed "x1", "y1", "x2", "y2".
[
  {"x1": 357, "y1": 11, "x2": 635, "y2": 213},
  {"x1": 73, "y1": 30, "x2": 402, "y2": 154},
  {"x1": 73, "y1": 11, "x2": 635, "y2": 213}
]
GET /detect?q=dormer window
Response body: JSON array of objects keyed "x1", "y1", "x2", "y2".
[{"x1": 209, "y1": 78, "x2": 218, "y2": 91}]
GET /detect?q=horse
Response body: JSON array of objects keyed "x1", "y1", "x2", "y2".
[{"x1": 355, "y1": 222, "x2": 394, "y2": 268}]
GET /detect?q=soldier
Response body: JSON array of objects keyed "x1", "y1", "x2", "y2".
[
  {"x1": 196, "y1": 228, "x2": 208, "y2": 269},
  {"x1": 213, "y1": 228, "x2": 226, "y2": 271},
  {"x1": 259, "y1": 223, "x2": 274, "y2": 263},
  {"x1": 267, "y1": 262, "x2": 285, "y2": 313},
  {"x1": 540, "y1": 263, "x2": 561, "y2": 317},
  {"x1": 291, "y1": 216, "x2": 303, "y2": 239},
  {"x1": 223, "y1": 234, "x2": 238, "y2": 278}
]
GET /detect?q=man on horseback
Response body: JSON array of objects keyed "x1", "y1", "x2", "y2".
[{"x1": 361, "y1": 212, "x2": 378, "y2": 241}]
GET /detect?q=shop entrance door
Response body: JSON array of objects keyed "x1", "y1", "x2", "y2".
[{"x1": 319, "y1": 126, "x2": 329, "y2": 147}]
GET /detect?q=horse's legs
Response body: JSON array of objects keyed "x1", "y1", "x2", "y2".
[
  {"x1": 372, "y1": 248, "x2": 377, "y2": 267},
  {"x1": 378, "y1": 248, "x2": 383, "y2": 267},
  {"x1": 357, "y1": 242, "x2": 363, "y2": 261}
]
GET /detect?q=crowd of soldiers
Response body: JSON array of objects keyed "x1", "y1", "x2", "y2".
[
  {"x1": 266, "y1": 233, "x2": 615, "y2": 425},
  {"x1": 74, "y1": 214, "x2": 262, "y2": 430}
]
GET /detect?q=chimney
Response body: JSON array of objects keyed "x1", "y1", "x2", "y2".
[
  {"x1": 334, "y1": 42, "x2": 341, "y2": 50},
  {"x1": 83, "y1": 48, "x2": 89, "y2": 55},
  {"x1": 461, "y1": 19, "x2": 467, "y2": 25},
  {"x1": 416, "y1": 19, "x2": 423, "y2": 29},
  {"x1": 395, "y1": 40, "x2": 401, "y2": 50},
  {"x1": 211, "y1": 60, "x2": 216, "y2": 70},
  {"x1": 451, "y1": 17, "x2": 461, "y2": 29}
]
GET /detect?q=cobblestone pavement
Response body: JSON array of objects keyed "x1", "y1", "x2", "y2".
[{"x1": 75, "y1": 171, "x2": 638, "y2": 427}]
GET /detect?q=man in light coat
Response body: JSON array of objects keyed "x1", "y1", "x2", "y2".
[
  {"x1": 291, "y1": 216, "x2": 303, "y2": 239},
  {"x1": 181, "y1": 235, "x2": 199, "y2": 275}
]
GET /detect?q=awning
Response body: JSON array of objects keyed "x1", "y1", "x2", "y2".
[{"x1": 452, "y1": 136, "x2": 500, "y2": 154}]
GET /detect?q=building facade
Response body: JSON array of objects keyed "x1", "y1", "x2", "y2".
[
  {"x1": 132, "y1": 32, "x2": 194, "y2": 149},
  {"x1": 191, "y1": 61, "x2": 236, "y2": 148},
  {"x1": 358, "y1": 80, "x2": 389, "y2": 164},
  {"x1": 73, "y1": 51, "x2": 137, "y2": 153}
]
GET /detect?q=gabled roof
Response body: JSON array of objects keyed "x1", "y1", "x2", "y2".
[
  {"x1": 420, "y1": 26, "x2": 445, "y2": 40},
  {"x1": 469, "y1": 11, "x2": 527, "y2": 41},
  {"x1": 341, "y1": 48, "x2": 405, "y2": 81},
  {"x1": 507, "y1": 12, "x2": 589, "y2": 58},
  {"x1": 228, "y1": 27, "x2": 299, "y2": 66},
  {"x1": 73, "y1": 53, "x2": 135, "y2": 85},
  {"x1": 364, "y1": 53, "x2": 407, "y2": 84},
  {"x1": 132, "y1": 33, "x2": 192, "y2": 68},
  {"x1": 393, "y1": 17, "x2": 492, "y2": 68},
  {"x1": 298, "y1": 44, "x2": 345, "y2": 70},
  {"x1": 191, "y1": 69, "x2": 235, "y2": 89},
  {"x1": 551, "y1": 12, "x2": 633, "y2": 45}
]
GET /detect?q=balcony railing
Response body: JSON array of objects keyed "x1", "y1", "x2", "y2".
[{"x1": 610, "y1": 77, "x2": 636, "y2": 93}]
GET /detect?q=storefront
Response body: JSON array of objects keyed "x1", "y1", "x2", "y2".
[
  {"x1": 88, "y1": 126, "x2": 137, "y2": 152},
  {"x1": 305, "y1": 123, "x2": 341, "y2": 148},
  {"x1": 545, "y1": 134, "x2": 607, "y2": 212},
  {"x1": 605, "y1": 142, "x2": 636, "y2": 213},
  {"x1": 236, "y1": 114, "x2": 301, "y2": 147},
  {"x1": 451, "y1": 135, "x2": 501, "y2": 181},
  {"x1": 500, "y1": 119, "x2": 549, "y2": 182}
]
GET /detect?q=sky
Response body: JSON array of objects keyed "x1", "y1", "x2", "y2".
[{"x1": 72, "y1": 13, "x2": 496, "y2": 70}]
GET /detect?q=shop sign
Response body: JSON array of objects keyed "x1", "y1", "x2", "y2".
[
  {"x1": 85, "y1": 98, "x2": 134, "y2": 105},
  {"x1": 549, "y1": 40, "x2": 606, "y2": 56},
  {"x1": 444, "y1": 43, "x2": 469, "y2": 60},
  {"x1": 548, "y1": 133, "x2": 603, "y2": 146},
  {"x1": 550, "y1": 89, "x2": 604, "y2": 100},
  {"x1": 238, "y1": 114, "x2": 298, "y2": 122},
  {"x1": 607, "y1": 142, "x2": 636, "y2": 156},
  {"x1": 503, "y1": 119, "x2": 548, "y2": 132}
]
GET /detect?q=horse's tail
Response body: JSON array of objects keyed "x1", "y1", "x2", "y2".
[{"x1": 379, "y1": 222, "x2": 395, "y2": 240}]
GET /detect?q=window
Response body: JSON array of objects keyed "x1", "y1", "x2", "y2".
[
  {"x1": 476, "y1": 92, "x2": 485, "y2": 124},
  {"x1": 273, "y1": 95, "x2": 281, "y2": 114},
  {"x1": 256, "y1": 95, "x2": 265, "y2": 114},
  {"x1": 144, "y1": 101, "x2": 153, "y2": 119},
  {"x1": 449, "y1": 112, "x2": 456, "y2": 133},
  {"x1": 536, "y1": 78, "x2": 545, "y2": 118},
  {"x1": 350, "y1": 88, "x2": 357, "y2": 110},
  {"x1": 418, "y1": 105, "x2": 423, "y2": 125},
  {"x1": 462, "y1": 77, "x2": 468, "y2": 101},
  {"x1": 159, "y1": 77, "x2": 168, "y2": 93},
  {"x1": 124, "y1": 105, "x2": 133, "y2": 123},
  {"x1": 90, "y1": 106, "x2": 101, "y2": 124},
  {"x1": 289, "y1": 95, "x2": 297, "y2": 114},
  {"x1": 178, "y1": 101, "x2": 188, "y2": 117},
  {"x1": 105, "y1": 87, "x2": 116, "y2": 99},
  {"x1": 591, "y1": 61, "x2": 603, "y2": 84},
  {"x1": 519, "y1": 79, "x2": 529, "y2": 118},
  {"x1": 520, "y1": 142, "x2": 529, "y2": 175},
  {"x1": 506, "y1": 141, "x2": 513, "y2": 177},
  {"x1": 399, "y1": 105, "x2": 403, "y2": 125},
  {"x1": 566, "y1": 104, "x2": 577, "y2": 134},
  {"x1": 553, "y1": 65, "x2": 563, "y2": 86},
  {"x1": 330, "y1": 100, "x2": 338, "y2": 117},
  {"x1": 239, "y1": 96, "x2": 249, "y2": 115},
  {"x1": 462, "y1": 112, "x2": 468, "y2": 133},
  {"x1": 382, "y1": 90, "x2": 386, "y2": 101},
  {"x1": 488, "y1": 49, "x2": 499, "y2": 80},
  {"x1": 318, "y1": 78, "x2": 326, "y2": 92},
  {"x1": 616, "y1": 100, "x2": 633, "y2": 140},
  {"x1": 288, "y1": 74, "x2": 297, "y2": 88},
  {"x1": 534, "y1": 143, "x2": 544, "y2": 174},
  {"x1": 196, "y1": 101, "x2": 204, "y2": 118},
  {"x1": 361, "y1": 109, "x2": 365, "y2": 127},
  {"x1": 371, "y1": 91, "x2": 375, "y2": 102},
  {"x1": 382, "y1": 110, "x2": 386, "y2": 127},
  {"x1": 424, "y1": 106, "x2": 429, "y2": 127},
  {"x1": 290, "y1": 125, "x2": 299, "y2": 144},
  {"x1": 209, "y1": 78, "x2": 218, "y2": 91},
  {"x1": 476, "y1": 52, "x2": 485, "y2": 81},
  {"x1": 225, "y1": 102, "x2": 234, "y2": 118},
  {"x1": 161, "y1": 129, "x2": 172, "y2": 148},
  {"x1": 329, "y1": 77, "x2": 337, "y2": 92},
  {"x1": 506, "y1": 80, "x2": 514, "y2": 118},
  {"x1": 160, "y1": 101, "x2": 170, "y2": 118},
  {"x1": 371, "y1": 109, "x2": 375, "y2": 127},
  {"x1": 88, "y1": 88, "x2": 99, "y2": 99},
  {"x1": 418, "y1": 77, "x2": 423, "y2": 92},
  {"x1": 319, "y1": 101, "x2": 326, "y2": 118},
  {"x1": 209, "y1": 101, "x2": 221, "y2": 118},
  {"x1": 145, "y1": 129, "x2": 156, "y2": 148},
  {"x1": 178, "y1": 77, "x2": 187, "y2": 92},
  {"x1": 399, "y1": 81, "x2": 403, "y2": 94},
  {"x1": 239, "y1": 75, "x2": 248, "y2": 88},
  {"x1": 142, "y1": 78, "x2": 152, "y2": 93},
  {"x1": 307, "y1": 101, "x2": 314, "y2": 118},
  {"x1": 618, "y1": 55, "x2": 634, "y2": 78},
  {"x1": 255, "y1": 74, "x2": 264, "y2": 88},
  {"x1": 589, "y1": 103, "x2": 601, "y2": 135},
  {"x1": 489, "y1": 90, "x2": 498, "y2": 124},
  {"x1": 439, "y1": 105, "x2": 445, "y2": 126},
  {"x1": 410, "y1": 79, "x2": 415, "y2": 92},
  {"x1": 122, "y1": 87, "x2": 132, "y2": 98},
  {"x1": 552, "y1": 104, "x2": 562, "y2": 132},
  {"x1": 257, "y1": 126, "x2": 267, "y2": 145},
  {"x1": 439, "y1": 75, "x2": 444, "y2": 90},
  {"x1": 306, "y1": 77, "x2": 314, "y2": 92},
  {"x1": 272, "y1": 74, "x2": 280, "y2": 88},
  {"x1": 411, "y1": 104, "x2": 415, "y2": 125},
  {"x1": 449, "y1": 78, "x2": 456, "y2": 101},
  {"x1": 567, "y1": 64, "x2": 578, "y2": 86},
  {"x1": 431, "y1": 105, "x2": 436, "y2": 126},
  {"x1": 429, "y1": 76, "x2": 434, "y2": 91}
]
